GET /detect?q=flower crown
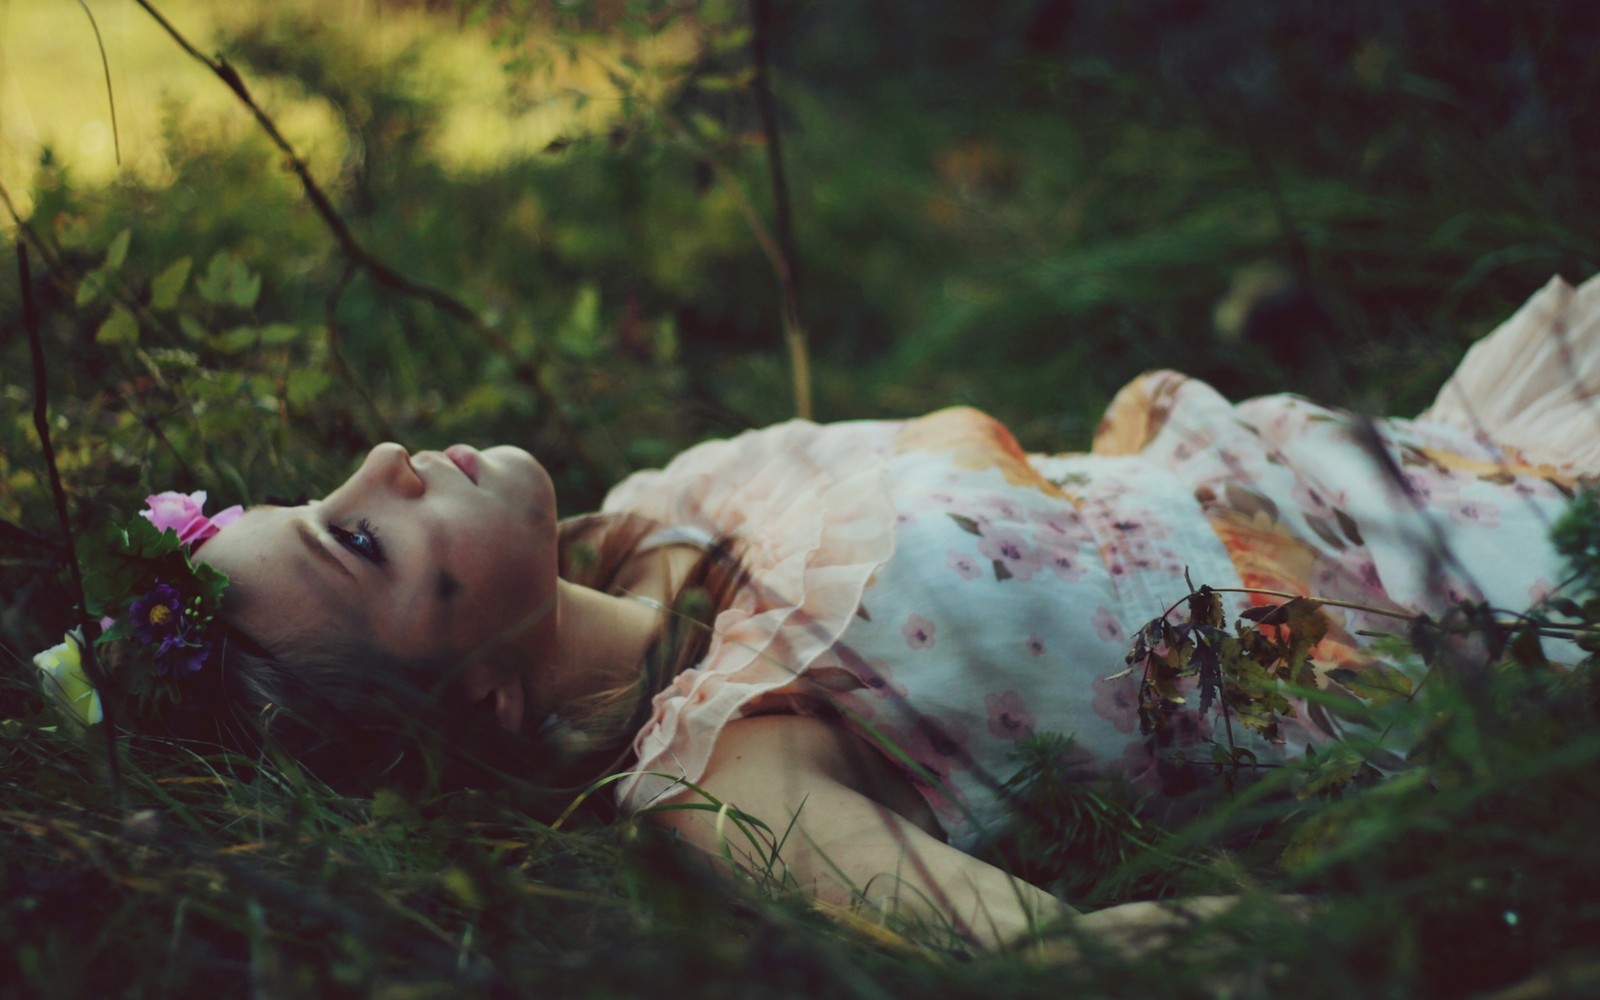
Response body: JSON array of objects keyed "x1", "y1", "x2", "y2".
[{"x1": 32, "y1": 492, "x2": 240, "y2": 727}]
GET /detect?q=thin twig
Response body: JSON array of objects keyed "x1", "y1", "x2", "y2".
[
  {"x1": 323, "y1": 261, "x2": 393, "y2": 441},
  {"x1": 20, "y1": 240, "x2": 124, "y2": 801},
  {"x1": 77, "y1": 0, "x2": 121, "y2": 166},
  {"x1": 0, "y1": 516, "x2": 67, "y2": 556},
  {"x1": 1159, "y1": 585, "x2": 1412, "y2": 627},
  {"x1": 749, "y1": 0, "x2": 812, "y2": 419},
  {"x1": 129, "y1": 0, "x2": 481, "y2": 331},
  {"x1": 128, "y1": 0, "x2": 611, "y2": 481}
]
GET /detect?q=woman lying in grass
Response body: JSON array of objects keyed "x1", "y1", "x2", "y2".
[{"x1": 43, "y1": 272, "x2": 1600, "y2": 952}]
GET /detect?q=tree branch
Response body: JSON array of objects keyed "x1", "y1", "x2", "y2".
[
  {"x1": 20, "y1": 240, "x2": 124, "y2": 800},
  {"x1": 129, "y1": 0, "x2": 613, "y2": 482}
]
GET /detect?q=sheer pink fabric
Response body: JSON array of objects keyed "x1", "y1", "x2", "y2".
[
  {"x1": 600, "y1": 419, "x2": 898, "y2": 813},
  {"x1": 1421, "y1": 272, "x2": 1600, "y2": 475}
]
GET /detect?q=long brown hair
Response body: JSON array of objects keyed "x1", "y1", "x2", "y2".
[{"x1": 187, "y1": 512, "x2": 744, "y2": 820}]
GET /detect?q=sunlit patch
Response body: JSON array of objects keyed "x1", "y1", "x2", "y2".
[{"x1": 0, "y1": 0, "x2": 698, "y2": 205}]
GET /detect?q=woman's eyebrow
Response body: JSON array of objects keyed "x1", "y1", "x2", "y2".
[{"x1": 294, "y1": 520, "x2": 355, "y2": 581}]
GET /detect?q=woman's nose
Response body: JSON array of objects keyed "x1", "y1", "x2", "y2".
[{"x1": 359, "y1": 443, "x2": 425, "y2": 498}]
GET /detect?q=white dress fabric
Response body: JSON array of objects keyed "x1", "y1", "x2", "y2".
[{"x1": 600, "y1": 275, "x2": 1598, "y2": 852}]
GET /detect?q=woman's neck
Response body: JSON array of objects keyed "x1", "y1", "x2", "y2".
[{"x1": 526, "y1": 579, "x2": 665, "y2": 710}]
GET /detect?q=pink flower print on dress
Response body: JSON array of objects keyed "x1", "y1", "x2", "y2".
[
  {"x1": 1513, "y1": 477, "x2": 1557, "y2": 500},
  {"x1": 982, "y1": 496, "x2": 1027, "y2": 522},
  {"x1": 907, "y1": 715, "x2": 973, "y2": 773},
  {"x1": 1290, "y1": 477, "x2": 1345, "y2": 514},
  {"x1": 1091, "y1": 606, "x2": 1125, "y2": 643},
  {"x1": 1092, "y1": 670, "x2": 1139, "y2": 733},
  {"x1": 977, "y1": 525, "x2": 1041, "y2": 581},
  {"x1": 946, "y1": 550, "x2": 982, "y2": 580},
  {"x1": 142, "y1": 491, "x2": 243, "y2": 547},
  {"x1": 873, "y1": 716, "x2": 974, "y2": 797},
  {"x1": 1389, "y1": 466, "x2": 1461, "y2": 509},
  {"x1": 1449, "y1": 498, "x2": 1500, "y2": 527},
  {"x1": 1040, "y1": 547, "x2": 1086, "y2": 584},
  {"x1": 1312, "y1": 553, "x2": 1384, "y2": 603},
  {"x1": 850, "y1": 654, "x2": 909, "y2": 700},
  {"x1": 902, "y1": 614, "x2": 937, "y2": 650},
  {"x1": 1025, "y1": 634, "x2": 1046, "y2": 657},
  {"x1": 1030, "y1": 508, "x2": 1091, "y2": 547},
  {"x1": 985, "y1": 690, "x2": 1036, "y2": 741},
  {"x1": 1359, "y1": 559, "x2": 1383, "y2": 593}
]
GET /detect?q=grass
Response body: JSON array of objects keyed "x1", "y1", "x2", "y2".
[{"x1": 4, "y1": 1, "x2": 1600, "y2": 996}]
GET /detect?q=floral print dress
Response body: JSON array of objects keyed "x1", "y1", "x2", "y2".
[{"x1": 600, "y1": 274, "x2": 1598, "y2": 853}]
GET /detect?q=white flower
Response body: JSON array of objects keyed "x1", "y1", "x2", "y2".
[{"x1": 32, "y1": 631, "x2": 103, "y2": 727}]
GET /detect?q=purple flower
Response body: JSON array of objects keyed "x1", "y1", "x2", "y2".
[
  {"x1": 142, "y1": 490, "x2": 243, "y2": 547},
  {"x1": 155, "y1": 630, "x2": 210, "y2": 677},
  {"x1": 130, "y1": 584, "x2": 183, "y2": 644}
]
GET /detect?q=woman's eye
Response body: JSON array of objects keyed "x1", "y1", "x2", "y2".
[{"x1": 330, "y1": 519, "x2": 386, "y2": 564}]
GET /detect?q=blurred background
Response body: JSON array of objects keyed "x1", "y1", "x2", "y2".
[{"x1": 4, "y1": 0, "x2": 1599, "y2": 641}]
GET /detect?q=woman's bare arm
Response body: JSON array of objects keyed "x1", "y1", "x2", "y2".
[
  {"x1": 645, "y1": 713, "x2": 1073, "y2": 948},
  {"x1": 644, "y1": 713, "x2": 1307, "y2": 959}
]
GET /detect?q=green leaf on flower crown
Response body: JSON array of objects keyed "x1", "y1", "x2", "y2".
[
  {"x1": 190, "y1": 560, "x2": 230, "y2": 610},
  {"x1": 121, "y1": 516, "x2": 183, "y2": 559},
  {"x1": 98, "y1": 618, "x2": 134, "y2": 645}
]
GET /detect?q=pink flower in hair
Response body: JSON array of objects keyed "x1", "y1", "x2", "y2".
[{"x1": 141, "y1": 491, "x2": 243, "y2": 547}]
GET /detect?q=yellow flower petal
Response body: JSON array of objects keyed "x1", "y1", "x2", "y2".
[{"x1": 32, "y1": 632, "x2": 104, "y2": 727}]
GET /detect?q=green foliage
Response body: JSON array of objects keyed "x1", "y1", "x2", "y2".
[
  {"x1": 1552, "y1": 486, "x2": 1600, "y2": 601},
  {"x1": 983, "y1": 733, "x2": 1161, "y2": 904}
]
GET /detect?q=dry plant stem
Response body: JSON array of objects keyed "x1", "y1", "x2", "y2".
[
  {"x1": 77, "y1": 0, "x2": 121, "y2": 166},
  {"x1": 1196, "y1": 585, "x2": 1590, "y2": 640},
  {"x1": 127, "y1": 0, "x2": 474, "y2": 330},
  {"x1": 749, "y1": 0, "x2": 813, "y2": 420},
  {"x1": 324, "y1": 261, "x2": 394, "y2": 441},
  {"x1": 19, "y1": 240, "x2": 125, "y2": 802},
  {"x1": 0, "y1": 518, "x2": 66, "y2": 555},
  {"x1": 1166, "y1": 585, "x2": 1423, "y2": 625}
]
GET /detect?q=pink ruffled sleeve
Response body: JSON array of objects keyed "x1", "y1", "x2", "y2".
[{"x1": 599, "y1": 419, "x2": 898, "y2": 813}]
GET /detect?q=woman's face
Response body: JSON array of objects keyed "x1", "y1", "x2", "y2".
[{"x1": 198, "y1": 443, "x2": 560, "y2": 666}]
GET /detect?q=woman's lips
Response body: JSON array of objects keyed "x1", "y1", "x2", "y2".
[{"x1": 444, "y1": 444, "x2": 480, "y2": 484}]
